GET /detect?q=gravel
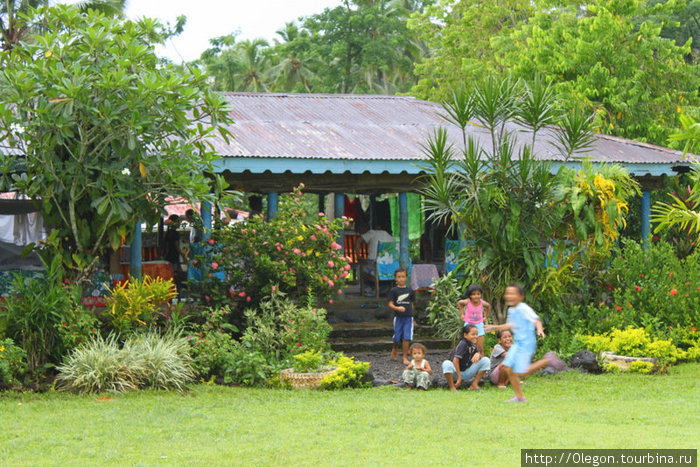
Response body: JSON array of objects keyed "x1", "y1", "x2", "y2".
[{"x1": 347, "y1": 350, "x2": 453, "y2": 388}]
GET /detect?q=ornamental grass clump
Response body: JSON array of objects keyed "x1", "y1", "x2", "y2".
[{"x1": 57, "y1": 332, "x2": 194, "y2": 393}]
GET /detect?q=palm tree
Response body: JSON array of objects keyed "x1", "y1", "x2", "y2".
[
  {"x1": 234, "y1": 38, "x2": 270, "y2": 92},
  {"x1": 267, "y1": 22, "x2": 317, "y2": 92}
]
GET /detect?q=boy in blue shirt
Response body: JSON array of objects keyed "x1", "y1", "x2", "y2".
[
  {"x1": 485, "y1": 283, "x2": 565, "y2": 402},
  {"x1": 388, "y1": 267, "x2": 415, "y2": 365}
]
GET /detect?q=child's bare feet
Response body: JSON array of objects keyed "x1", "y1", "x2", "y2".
[
  {"x1": 391, "y1": 347, "x2": 397, "y2": 360},
  {"x1": 403, "y1": 359, "x2": 410, "y2": 365},
  {"x1": 405, "y1": 386, "x2": 413, "y2": 390},
  {"x1": 498, "y1": 385, "x2": 507, "y2": 389},
  {"x1": 468, "y1": 386, "x2": 482, "y2": 391}
]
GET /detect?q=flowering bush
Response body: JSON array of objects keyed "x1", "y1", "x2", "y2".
[
  {"x1": 320, "y1": 355, "x2": 372, "y2": 390},
  {"x1": 587, "y1": 239, "x2": 700, "y2": 338},
  {"x1": 187, "y1": 306, "x2": 240, "y2": 381},
  {"x1": 190, "y1": 184, "x2": 351, "y2": 309}
]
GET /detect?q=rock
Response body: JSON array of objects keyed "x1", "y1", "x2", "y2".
[
  {"x1": 361, "y1": 368, "x2": 375, "y2": 385},
  {"x1": 374, "y1": 308, "x2": 391, "y2": 320},
  {"x1": 569, "y1": 350, "x2": 601, "y2": 373}
]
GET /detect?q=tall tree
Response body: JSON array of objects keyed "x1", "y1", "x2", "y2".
[{"x1": 0, "y1": 5, "x2": 232, "y2": 279}]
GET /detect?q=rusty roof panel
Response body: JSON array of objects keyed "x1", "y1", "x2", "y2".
[{"x1": 211, "y1": 92, "x2": 695, "y2": 165}]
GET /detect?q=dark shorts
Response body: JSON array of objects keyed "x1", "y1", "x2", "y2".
[{"x1": 392, "y1": 316, "x2": 413, "y2": 343}]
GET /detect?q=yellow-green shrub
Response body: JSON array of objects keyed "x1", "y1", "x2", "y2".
[
  {"x1": 320, "y1": 356, "x2": 371, "y2": 390},
  {"x1": 106, "y1": 276, "x2": 176, "y2": 333},
  {"x1": 628, "y1": 361, "x2": 654, "y2": 374}
]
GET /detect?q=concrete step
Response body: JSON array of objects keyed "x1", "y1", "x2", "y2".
[
  {"x1": 330, "y1": 337, "x2": 453, "y2": 353},
  {"x1": 330, "y1": 321, "x2": 437, "y2": 339}
]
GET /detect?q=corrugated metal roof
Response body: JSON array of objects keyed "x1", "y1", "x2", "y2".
[{"x1": 214, "y1": 92, "x2": 695, "y2": 166}]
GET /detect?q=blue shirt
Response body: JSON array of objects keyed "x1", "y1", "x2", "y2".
[{"x1": 506, "y1": 302, "x2": 539, "y2": 352}]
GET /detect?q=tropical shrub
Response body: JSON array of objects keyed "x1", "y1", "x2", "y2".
[
  {"x1": 187, "y1": 307, "x2": 239, "y2": 380},
  {"x1": 190, "y1": 184, "x2": 351, "y2": 309},
  {"x1": 0, "y1": 256, "x2": 96, "y2": 373},
  {"x1": 425, "y1": 273, "x2": 463, "y2": 343},
  {"x1": 0, "y1": 338, "x2": 27, "y2": 389},
  {"x1": 105, "y1": 275, "x2": 176, "y2": 334},
  {"x1": 320, "y1": 355, "x2": 371, "y2": 390},
  {"x1": 578, "y1": 327, "x2": 687, "y2": 371},
  {"x1": 57, "y1": 332, "x2": 194, "y2": 393},
  {"x1": 291, "y1": 350, "x2": 326, "y2": 373},
  {"x1": 223, "y1": 344, "x2": 274, "y2": 387}
]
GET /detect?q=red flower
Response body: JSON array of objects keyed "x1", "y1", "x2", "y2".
[
  {"x1": 616, "y1": 305, "x2": 622, "y2": 311},
  {"x1": 599, "y1": 302, "x2": 606, "y2": 306},
  {"x1": 685, "y1": 294, "x2": 689, "y2": 298},
  {"x1": 639, "y1": 273, "x2": 644, "y2": 278},
  {"x1": 211, "y1": 262, "x2": 219, "y2": 269},
  {"x1": 634, "y1": 285, "x2": 641, "y2": 292},
  {"x1": 296, "y1": 343, "x2": 301, "y2": 347},
  {"x1": 238, "y1": 291, "x2": 246, "y2": 297},
  {"x1": 652, "y1": 235, "x2": 660, "y2": 242},
  {"x1": 668, "y1": 326, "x2": 672, "y2": 330},
  {"x1": 627, "y1": 302, "x2": 632, "y2": 307},
  {"x1": 686, "y1": 282, "x2": 691, "y2": 286},
  {"x1": 606, "y1": 285, "x2": 613, "y2": 290},
  {"x1": 692, "y1": 328, "x2": 697, "y2": 332},
  {"x1": 669, "y1": 272, "x2": 674, "y2": 278},
  {"x1": 670, "y1": 289, "x2": 678, "y2": 296},
  {"x1": 208, "y1": 238, "x2": 215, "y2": 245},
  {"x1": 61, "y1": 322, "x2": 67, "y2": 327},
  {"x1": 246, "y1": 296, "x2": 252, "y2": 302}
]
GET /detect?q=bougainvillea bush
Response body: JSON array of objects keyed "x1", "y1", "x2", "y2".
[{"x1": 190, "y1": 185, "x2": 351, "y2": 310}]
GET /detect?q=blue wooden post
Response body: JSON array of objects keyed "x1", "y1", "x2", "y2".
[
  {"x1": 129, "y1": 220, "x2": 142, "y2": 279},
  {"x1": 267, "y1": 192, "x2": 278, "y2": 220},
  {"x1": 334, "y1": 193, "x2": 345, "y2": 253},
  {"x1": 641, "y1": 190, "x2": 651, "y2": 248},
  {"x1": 399, "y1": 192, "x2": 409, "y2": 269},
  {"x1": 201, "y1": 201, "x2": 212, "y2": 241}
]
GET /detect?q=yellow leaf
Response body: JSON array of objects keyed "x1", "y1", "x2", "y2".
[
  {"x1": 48, "y1": 97, "x2": 71, "y2": 103},
  {"x1": 616, "y1": 112, "x2": 621, "y2": 119},
  {"x1": 677, "y1": 106, "x2": 681, "y2": 113},
  {"x1": 609, "y1": 123, "x2": 614, "y2": 130},
  {"x1": 637, "y1": 34, "x2": 642, "y2": 41},
  {"x1": 45, "y1": 50, "x2": 52, "y2": 57},
  {"x1": 139, "y1": 162, "x2": 147, "y2": 178}
]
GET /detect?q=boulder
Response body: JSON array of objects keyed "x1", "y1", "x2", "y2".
[{"x1": 569, "y1": 349, "x2": 601, "y2": 373}]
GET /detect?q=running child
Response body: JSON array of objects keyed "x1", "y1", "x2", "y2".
[
  {"x1": 458, "y1": 283, "x2": 491, "y2": 356},
  {"x1": 388, "y1": 267, "x2": 415, "y2": 365},
  {"x1": 484, "y1": 284, "x2": 565, "y2": 402},
  {"x1": 402, "y1": 343, "x2": 432, "y2": 390}
]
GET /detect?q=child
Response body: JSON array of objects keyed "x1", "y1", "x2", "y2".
[
  {"x1": 489, "y1": 330, "x2": 513, "y2": 388},
  {"x1": 402, "y1": 343, "x2": 432, "y2": 390},
  {"x1": 484, "y1": 284, "x2": 565, "y2": 402},
  {"x1": 388, "y1": 267, "x2": 415, "y2": 365},
  {"x1": 458, "y1": 284, "x2": 491, "y2": 356},
  {"x1": 441, "y1": 324, "x2": 491, "y2": 391}
]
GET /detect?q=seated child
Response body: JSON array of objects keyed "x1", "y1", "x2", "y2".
[
  {"x1": 441, "y1": 324, "x2": 491, "y2": 391},
  {"x1": 401, "y1": 343, "x2": 432, "y2": 390},
  {"x1": 489, "y1": 330, "x2": 513, "y2": 388}
]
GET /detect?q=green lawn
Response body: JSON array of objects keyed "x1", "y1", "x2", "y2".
[{"x1": 1, "y1": 364, "x2": 698, "y2": 466}]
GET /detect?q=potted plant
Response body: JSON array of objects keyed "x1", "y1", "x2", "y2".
[{"x1": 280, "y1": 350, "x2": 336, "y2": 389}]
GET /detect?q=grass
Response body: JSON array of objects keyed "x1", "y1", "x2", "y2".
[{"x1": 1, "y1": 363, "x2": 698, "y2": 466}]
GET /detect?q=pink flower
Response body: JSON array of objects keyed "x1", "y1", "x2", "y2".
[
  {"x1": 310, "y1": 235, "x2": 317, "y2": 241},
  {"x1": 599, "y1": 302, "x2": 605, "y2": 306},
  {"x1": 277, "y1": 246, "x2": 282, "y2": 252},
  {"x1": 328, "y1": 280, "x2": 334, "y2": 287},
  {"x1": 634, "y1": 285, "x2": 641, "y2": 292},
  {"x1": 254, "y1": 251, "x2": 259, "y2": 255},
  {"x1": 337, "y1": 289, "x2": 343, "y2": 295},
  {"x1": 670, "y1": 289, "x2": 678, "y2": 296},
  {"x1": 330, "y1": 242, "x2": 342, "y2": 250},
  {"x1": 62, "y1": 322, "x2": 67, "y2": 326},
  {"x1": 91, "y1": 329, "x2": 97, "y2": 333},
  {"x1": 329, "y1": 299, "x2": 333, "y2": 304},
  {"x1": 271, "y1": 286, "x2": 277, "y2": 293},
  {"x1": 205, "y1": 295, "x2": 211, "y2": 302},
  {"x1": 293, "y1": 248, "x2": 301, "y2": 254},
  {"x1": 344, "y1": 264, "x2": 351, "y2": 271},
  {"x1": 299, "y1": 183, "x2": 305, "y2": 188},
  {"x1": 297, "y1": 343, "x2": 302, "y2": 347},
  {"x1": 318, "y1": 212, "x2": 325, "y2": 217},
  {"x1": 208, "y1": 238, "x2": 215, "y2": 245},
  {"x1": 280, "y1": 228, "x2": 285, "y2": 232},
  {"x1": 328, "y1": 261, "x2": 335, "y2": 268},
  {"x1": 211, "y1": 262, "x2": 219, "y2": 269},
  {"x1": 294, "y1": 197, "x2": 300, "y2": 202},
  {"x1": 238, "y1": 291, "x2": 246, "y2": 297},
  {"x1": 246, "y1": 296, "x2": 252, "y2": 302},
  {"x1": 684, "y1": 294, "x2": 689, "y2": 298},
  {"x1": 685, "y1": 282, "x2": 691, "y2": 286}
]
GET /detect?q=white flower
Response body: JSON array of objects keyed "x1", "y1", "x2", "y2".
[
  {"x1": 121, "y1": 168, "x2": 131, "y2": 176},
  {"x1": 10, "y1": 123, "x2": 25, "y2": 134}
]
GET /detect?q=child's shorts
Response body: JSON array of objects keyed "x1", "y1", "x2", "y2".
[
  {"x1": 393, "y1": 316, "x2": 414, "y2": 343},
  {"x1": 463, "y1": 322, "x2": 485, "y2": 336},
  {"x1": 502, "y1": 343, "x2": 534, "y2": 374}
]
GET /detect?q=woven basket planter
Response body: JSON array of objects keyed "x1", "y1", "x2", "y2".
[
  {"x1": 601, "y1": 351, "x2": 659, "y2": 372},
  {"x1": 280, "y1": 366, "x2": 337, "y2": 390}
]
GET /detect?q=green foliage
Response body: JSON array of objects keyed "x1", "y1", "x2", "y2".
[
  {"x1": 187, "y1": 306, "x2": 239, "y2": 380},
  {"x1": 579, "y1": 327, "x2": 686, "y2": 370},
  {"x1": 0, "y1": 5, "x2": 232, "y2": 280},
  {"x1": 320, "y1": 355, "x2": 371, "y2": 390},
  {"x1": 425, "y1": 273, "x2": 463, "y2": 343},
  {"x1": 191, "y1": 185, "x2": 351, "y2": 309},
  {"x1": 291, "y1": 350, "x2": 325, "y2": 373},
  {"x1": 0, "y1": 338, "x2": 27, "y2": 389},
  {"x1": 652, "y1": 162, "x2": 700, "y2": 237},
  {"x1": 0, "y1": 256, "x2": 96, "y2": 373},
  {"x1": 628, "y1": 361, "x2": 654, "y2": 374},
  {"x1": 410, "y1": 0, "x2": 699, "y2": 145},
  {"x1": 56, "y1": 332, "x2": 194, "y2": 393},
  {"x1": 105, "y1": 276, "x2": 176, "y2": 334},
  {"x1": 223, "y1": 345, "x2": 275, "y2": 387}
]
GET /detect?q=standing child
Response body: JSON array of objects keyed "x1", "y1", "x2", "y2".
[
  {"x1": 458, "y1": 284, "x2": 491, "y2": 356},
  {"x1": 402, "y1": 343, "x2": 432, "y2": 390},
  {"x1": 388, "y1": 267, "x2": 415, "y2": 365},
  {"x1": 484, "y1": 284, "x2": 565, "y2": 402},
  {"x1": 441, "y1": 324, "x2": 491, "y2": 391}
]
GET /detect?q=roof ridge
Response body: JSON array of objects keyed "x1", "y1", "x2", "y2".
[{"x1": 220, "y1": 92, "x2": 417, "y2": 101}]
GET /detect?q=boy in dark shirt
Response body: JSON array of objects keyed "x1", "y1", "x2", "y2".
[
  {"x1": 387, "y1": 267, "x2": 415, "y2": 365},
  {"x1": 441, "y1": 324, "x2": 491, "y2": 390}
]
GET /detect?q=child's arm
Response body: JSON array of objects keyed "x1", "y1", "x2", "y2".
[
  {"x1": 388, "y1": 300, "x2": 406, "y2": 313},
  {"x1": 457, "y1": 299, "x2": 467, "y2": 321},
  {"x1": 423, "y1": 360, "x2": 432, "y2": 374},
  {"x1": 406, "y1": 361, "x2": 414, "y2": 370},
  {"x1": 452, "y1": 357, "x2": 462, "y2": 387},
  {"x1": 482, "y1": 301, "x2": 491, "y2": 323},
  {"x1": 484, "y1": 323, "x2": 512, "y2": 333}
]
